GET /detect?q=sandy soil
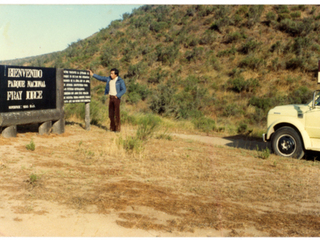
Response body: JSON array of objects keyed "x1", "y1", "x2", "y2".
[{"x1": 1, "y1": 123, "x2": 320, "y2": 237}]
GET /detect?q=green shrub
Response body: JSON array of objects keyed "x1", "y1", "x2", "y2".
[
  {"x1": 285, "y1": 57, "x2": 305, "y2": 70},
  {"x1": 292, "y1": 37, "x2": 311, "y2": 56},
  {"x1": 65, "y1": 100, "x2": 107, "y2": 125},
  {"x1": 228, "y1": 76, "x2": 260, "y2": 93},
  {"x1": 118, "y1": 114, "x2": 161, "y2": 152},
  {"x1": 217, "y1": 45, "x2": 237, "y2": 57},
  {"x1": 126, "y1": 79, "x2": 150, "y2": 104},
  {"x1": 288, "y1": 86, "x2": 312, "y2": 104},
  {"x1": 223, "y1": 103, "x2": 245, "y2": 117},
  {"x1": 26, "y1": 139, "x2": 35, "y2": 151},
  {"x1": 256, "y1": 146, "x2": 270, "y2": 159},
  {"x1": 89, "y1": 99, "x2": 108, "y2": 125},
  {"x1": 149, "y1": 82, "x2": 178, "y2": 117},
  {"x1": 291, "y1": 5, "x2": 306, "y2": 11},
  {"x1": 29, "y1": 173, "x2": 39, "y2": 184},
  {"x1": 278, "y1": 18, "x2": 314, "y2": 37},
  {"x1": 214, "y1": 5, "x2": 231, "y2": 19},
  {"x1": 118, "y1": 136, "x2": 143, "y2": 152},
  {"x1": 239, "y1": 56, "x2": 265, "y2": 70},
  {"x1": 270, "y1": 41, "x2": 284, "y2": 54},
  {"x1": 120, "y1": 111, "x2": 139, "y2": 125},
  {"x1": 275, "y1": 5, "x2": 290, "y2": 14},
  {"x1": 136, "y1": 114, "x2": 161, "y2": 141},
  {"x1": 237, "y1": 122, "x2": 248, "y2": 134},
  {"x1": 246, "y1": 5, "x2": 264, "y2": 28},
  {"x1": 277, "y1": 13, "x2": 291, "y2": 21},
  {"x1": 233, "y1": 14, "x2": 243, "y2": 26},
  {"x1": 147, "y1": 67, "x2": 169, "y2": 84},
  {"x1": 149, "y1": 21, "x2": 169, "y2": 33},
  {"x1": 184, "y1": 47, "x2": 204, "y2": 62},
  {"x1": 100, "y1": 46, "x2": 118, "y2": 67},
  {"x1": 247, "y1": 107, "x2": 267, "y2": 124},
  {"x1": 290, "y1": 11, "x2": 301, "y2": 19},
  {"x1": 270, "y1": 57, "x2": 285, "y2": 71},
  {"x1": 238, "y1": 38, "x2": 262, "y2": 54},
  {"x1": 192, "y1": 117, "x2": 216, "y2": 133},
  {"x1": 266, "y1": 11, "x2": 277, "y2": 23},
  {"x1": 225, "y1": 31, "x2": 246, "y2": 43},
  {"x1": 199, "y1": 31, "x2": 216, "y2": 45},
  {"x1": 197, "y1": 5, "x2": 215, "y2": 17},
  {"x1": 155, "y1": 43, "x2": 179, "y2": 66},
  {"x1": 125, "y1": 61, "x2": 147, "y2": 78},
  {"x1": 210, "y1": 17, "x2": 232, "y2": 32},
  {"x1": 248, "y1": 96, "x2": 272, "y2": 112},
  {"x1": 236, "y1": 5, "x2": 248, "y2": 15}
]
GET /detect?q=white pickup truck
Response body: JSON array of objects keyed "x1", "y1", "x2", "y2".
[{"x1": 263, "y1": 62, "x2": 320, "y2": 159}]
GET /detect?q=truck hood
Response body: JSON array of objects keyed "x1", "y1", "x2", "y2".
[{"x1": 269, "y1": 104, "x2": 310, "y2": 117}]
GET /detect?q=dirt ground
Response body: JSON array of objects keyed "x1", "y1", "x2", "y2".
[{"x1": 1, "y1": 123, "x2": 320, "y2": 237}]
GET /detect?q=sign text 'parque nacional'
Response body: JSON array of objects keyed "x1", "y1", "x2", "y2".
[
  {"x1": 0, "y1": 65, "x2": 56, "y2": 112},
  {"x1": 63, "y1": 69, "x2": 90, "y2": 103}
]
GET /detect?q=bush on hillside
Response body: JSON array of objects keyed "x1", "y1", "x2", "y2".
[
  {"x1": 192, "y1": 117, "x2": 216, "y2": 133},
  {"x1": 149, "y1": 82, "x2": 178, "y2": 117},
  {"x1": 126, "y1": 79, "x2": 150, "y2": 104},
  {"x1": 228, "y1": 76, "x2": 260, "y2": 93},
  {"x1": 239, "y1": 56, "x2": 265, "y2": 70},
  {"x1": 238, "y1": 38, "x2": 262, "y2": 54},
  {"x1": 246, "y1": 5, "x2": 264, "y2": 28},
  {"x1": 278, "y1": 18, "x2": 314, "y2": 37},
  {"x1": 288, "y1": 86, "x2": 312, "y2": 104}
]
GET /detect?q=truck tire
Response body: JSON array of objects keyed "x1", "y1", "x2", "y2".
[{"x1": 271, "y1": 126, "x2": 304, "y2": 159}]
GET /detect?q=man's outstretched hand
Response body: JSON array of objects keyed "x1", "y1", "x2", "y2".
[{"x1": 88, "y1": 69, "x2": 93, "y2": 76}]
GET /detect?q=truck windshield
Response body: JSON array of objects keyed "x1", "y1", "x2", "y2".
[{"x1": 313, "y1": 90, "x2": 320, "y2": 106}]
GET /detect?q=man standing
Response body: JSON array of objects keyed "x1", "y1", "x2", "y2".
[{"x1": 89, "y1": 68, "x2": 126, "y2": 132}]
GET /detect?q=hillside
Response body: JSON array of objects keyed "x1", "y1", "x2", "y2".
[{"x1": 2, "y1": 5, "x2": 320, "y2": 136}]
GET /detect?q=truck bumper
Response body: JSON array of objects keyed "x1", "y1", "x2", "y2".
[{"x1": 262, "y1": 133, "x2": 267, "y2": 142}]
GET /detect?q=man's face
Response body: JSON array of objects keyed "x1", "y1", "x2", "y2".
[{"x1": 110, "y1": 71, "x2": 117, "y2": 79}]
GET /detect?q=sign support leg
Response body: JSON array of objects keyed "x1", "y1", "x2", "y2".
[
  {"x1": 39, "y1": 121, "x2": 52, "y2": 135},
  {"x1": 1, "y1": 125, "x2": 17, "y2": 138}
]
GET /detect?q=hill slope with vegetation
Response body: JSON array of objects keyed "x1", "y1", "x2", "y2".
[{"x1": 2, "y1": 5, "x2": 320, "y2": 136}]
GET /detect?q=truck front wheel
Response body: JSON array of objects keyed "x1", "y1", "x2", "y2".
[{"x1": 271, "y1": 127, "x2": 304, "y2": 159}]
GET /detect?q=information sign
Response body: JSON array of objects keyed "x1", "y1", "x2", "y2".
[
  {"x1": 63, "y1": 69, "x2": 90, "y2": 103},
  {"x1": 0, "y1": 65, "x2": 56, "y2": 112}
]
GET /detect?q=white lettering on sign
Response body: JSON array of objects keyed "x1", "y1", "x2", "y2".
[
  {"x1": 9, "y1": 105, "x2": 21, "y2": 109},
  {"x1": 26, "y1": 91, "x2": 43, "y2": 100},
  {"x1": 8, "y1": 80, "x2": 25, "y2": 88},
  {"x1": 7, "y1": 91, "x2": 23, "y2": 100},
  {"x1": 27, "y1": 81, "x2": 46, "y2": 88},
  {"x1": 8, "y1": 68, "x2": 43, "y2": 78}
]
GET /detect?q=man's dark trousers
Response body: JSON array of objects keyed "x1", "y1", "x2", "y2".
[{"x1": 109, "y1": 96, "x2": 121, "y2": 132}]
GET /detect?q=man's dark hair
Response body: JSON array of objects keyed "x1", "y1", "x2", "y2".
[{"x1": 111, "y1": 68, "x2": 119, "y2": 76}]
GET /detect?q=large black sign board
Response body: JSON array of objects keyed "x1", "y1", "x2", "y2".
[
  {"x1": 63, "y1": 69, "x2": 90, "y2": 103},
  {"x1": 0, "y1": 65, "x2": 56, "y2": 113}
]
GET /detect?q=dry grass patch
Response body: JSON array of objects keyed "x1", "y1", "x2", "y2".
[{"x1": 1, "y1": 124, "x2": 320, "y2": 236}]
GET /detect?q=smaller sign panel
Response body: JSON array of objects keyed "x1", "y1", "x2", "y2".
[
  {"x1": 63, "y1": 69, "x2": 91, "y2": 103},
  {"x1": 0, "y1": 65, "x2": 56, "y2": 112}
]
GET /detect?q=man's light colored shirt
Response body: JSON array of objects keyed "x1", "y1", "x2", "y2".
[{"x1": 109, "y1": 77, "x2": 118, "y2": 96}]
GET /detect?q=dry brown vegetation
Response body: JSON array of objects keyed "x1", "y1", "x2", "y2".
[{"x1": 1, "y1": 123, "x2": 320, "y2": 236}]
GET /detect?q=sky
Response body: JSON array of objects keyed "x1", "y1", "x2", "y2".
[{"x1": 0, "y1": 3, "x2": 143, "y2": 61}]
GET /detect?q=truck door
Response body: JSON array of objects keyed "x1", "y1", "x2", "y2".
[{"x1": 305, "y1": 91, "x2": 320, "y2": 138}]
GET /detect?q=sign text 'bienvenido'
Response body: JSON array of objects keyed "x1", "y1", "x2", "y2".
[{"x1": 0, "y1": 65, "x2": 56, "y2": 112}]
